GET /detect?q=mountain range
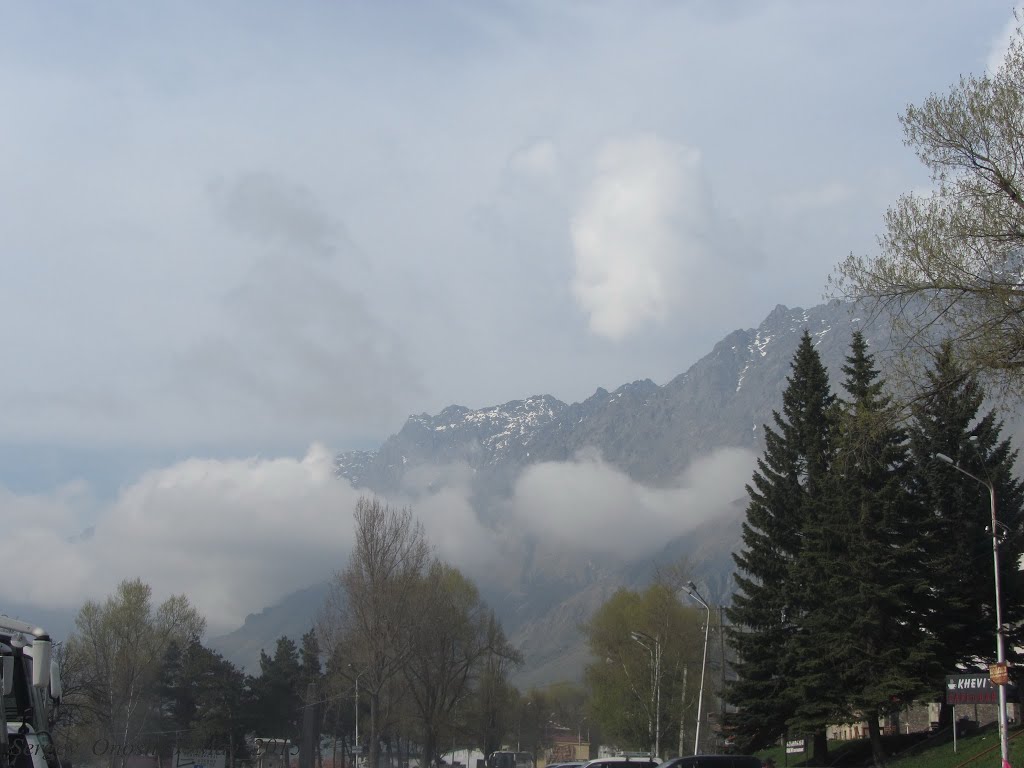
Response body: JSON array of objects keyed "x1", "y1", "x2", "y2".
[{"x1": 211, "y1": 300, "x2": 890, "y2": 686}]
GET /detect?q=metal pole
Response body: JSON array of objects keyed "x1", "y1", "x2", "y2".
[
  {"x1": 989, "y1": 483, "x2": 1009, "y2": 768},
  {"x1": 695, "y1": 608, "x2": 710, "y2": 755},
  {"x1": 302, "y1": 683, "x2": 318, "y2": 768},
  {"x1": 655, "y1": 638, "x2": 661, "y2": 760},
  {"x1": 719, "y1": 605, "x2": 726, "y2": 750},
  {"x1": 630, "y1": 631, "x2": 660, "y2": 757},
  {"x1": 681, "y1": 583, "x2": 711, "y2": 756},
  {"x1": 678, "y1": 666, "x2": 687, "y2": 759},
  {"x1": 647, "y1": 644, "x2": 654, "y2": 755},
  {"x1": 935, "y1": 453, "x2": 1009, "y2": 768}
]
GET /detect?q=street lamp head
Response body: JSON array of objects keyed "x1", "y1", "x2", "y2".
[
  {"x1": 682, "y1": 583, "x2": 709, "y2": 610},
  {"x1": 935, "y1": 452, "x2": 955, "y2": 465}
]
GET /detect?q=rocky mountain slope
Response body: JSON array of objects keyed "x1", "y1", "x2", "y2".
[
  {"x1": 334, "y1": 301, "x2": 872, "y2": 492},
  {"x1": 212, "y1": 300, "x2": 886, "y2": 683}
]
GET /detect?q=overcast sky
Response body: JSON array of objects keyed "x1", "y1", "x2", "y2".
[{"x1": 2, "y1": 2, "x2": 1020, "y2": 630}]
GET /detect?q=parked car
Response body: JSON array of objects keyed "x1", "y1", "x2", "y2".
[
  {"x1": 581, "y1": 757, "x2": 660, "y2": 768},
  {"x1": 656, "y1": 757, "x2": 763, "y2": 768}
]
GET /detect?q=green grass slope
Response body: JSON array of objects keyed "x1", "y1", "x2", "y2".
[{"x1": 753, "y1": 722, "x2": 1024, "y2": 767}]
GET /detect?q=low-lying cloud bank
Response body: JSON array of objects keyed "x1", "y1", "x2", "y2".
[
  {"x1": 2, "y1": 444, "x2": 755, "y2": 635},
  {"x1": 2, "y1": 444, "x2": 361, "y2": 633},
  {"x1": 511, "y1": 447, "x2": 755, "y2": 559}
]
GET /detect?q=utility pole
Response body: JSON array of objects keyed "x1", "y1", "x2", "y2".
[
  {"x1": 681, "y1": 583, "x2": 711, "y2": 756},
  {"x1": 719, "y1": 606, "x2": 726, "y2": 750},
  {"x1": 301, "y1": 683, "x2": 319, "y2": 768},
  {"x1": 935, "y1": 452, "x2": 1010, "y2": 768},
  {"x1": 630, "y1": 631, "x2": 662, "y2": 758}
]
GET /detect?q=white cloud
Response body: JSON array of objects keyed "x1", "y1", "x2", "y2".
[
  {"x1": 510, "y1": 446, "x2": 755, "y2": 559},
  {"x1": 0, "y1": 443, "x2": 756, "y2": 634},
  {"x1": 0, "y1": 445, "x2": 363, "y2": 634},
  {"x1": 987, "y1": 8, "x2": 1024, "y2": 74},
  {"x1": 391, "y1": 462, "x2": 502, "y2": 574},
  {"x1": 507, "y1": 139, "x2": 559, "y2": 179},
  {"x1": 570, "y1": 135, "x2": 713, "y2": 341},
  {"x1": 175, "y1": 172, "x2": 421, "y2": 441},
  {"x1": 0, "y1": 448, "x2": 512, "y2": 635},
  {"x1": 776, "y1": 181, "x2": 855, "y2": 216},
  {"x1": 0, "y1": 4, "x2": 1013, "y2": 448}
]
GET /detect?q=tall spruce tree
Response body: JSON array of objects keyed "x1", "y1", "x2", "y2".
[
  {"x1": 726, "y1": 331, "x2": 836, "y2": 760},
  {"x1": 907, "y1": 341, "x2": 1024, "y2": 678},
  {"x1": 251, "y1": 636, "x2": 304, "y2": 740},
  {"x1": 804, "y1": 332, "x2": 936, "y2": 767}
]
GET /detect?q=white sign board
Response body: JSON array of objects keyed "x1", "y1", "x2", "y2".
[
  {"x1": 785, "y1": 740, "x2": 804, "y2": 754},
  {"x1": 174, "y1": 749, "x2": 227, "y2": 768}
]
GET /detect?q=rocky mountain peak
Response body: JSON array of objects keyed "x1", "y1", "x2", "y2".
[{"x1": 335, "y1": 301, "x2": 872, "y2": 492}]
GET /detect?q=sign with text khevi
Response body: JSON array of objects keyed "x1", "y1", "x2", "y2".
[{"x1": 946, "y1": 674, "x2": 1018, "y2": 705}]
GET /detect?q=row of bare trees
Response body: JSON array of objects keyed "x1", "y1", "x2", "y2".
[
  {"x1": 46, "y1": 498, "x2": 522, "y2": 768},
  {"x1": 317, "y1": 497, "x2": 522, "y2": 768}
]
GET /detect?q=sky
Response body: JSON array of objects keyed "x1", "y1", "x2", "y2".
[{"x1": 2, "y1": 1, "x2": 1020, "y2": 633}]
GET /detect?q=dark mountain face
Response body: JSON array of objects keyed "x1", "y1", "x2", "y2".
[{"x1": 213, "y1": 301, "x2": 885, "y2": 682}]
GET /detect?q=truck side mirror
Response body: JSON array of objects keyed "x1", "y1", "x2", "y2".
[{"x1": 31, "y1": 637, "x2": 52, "y2": 688}]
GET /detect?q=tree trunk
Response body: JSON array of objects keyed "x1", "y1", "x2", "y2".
[
  {"x1": 421, "y1": 730, "x2": 436, "y2": 768},
  {"x1": 368, "y1": 694, "x2": 379, "y2": 768},
  {"x1": 302, "y1": 683, "x2": 318, "y2": 768},
  {"x1": 867, "y1": 716, "x2": 887, "y2": 768}
]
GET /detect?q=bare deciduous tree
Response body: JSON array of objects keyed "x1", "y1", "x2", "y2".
[
  {"x1": 468, "y1": 614, "x2": 522, "y2": 762},
  {"x1": 319, "y1": 497, "x2": 430, "y2": 768},
  {"x1": 402, "y1": 562, "x2": 519, "y2": 768},
  {"x1": 833, "y1": 16, "x2": 1024, "y2": 398}
]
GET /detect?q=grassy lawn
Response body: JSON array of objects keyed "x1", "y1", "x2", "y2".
[{"x1": 752, "y1": 722, "x2": 1024, "y2": 766}]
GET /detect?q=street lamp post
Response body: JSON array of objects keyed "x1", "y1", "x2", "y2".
[
  {"x1": 681, "y1": 582, "x2": 711, "y2": 756},
  {"x1": 348, "y1": 664, "x2": 364, "y2": 762},
  {"x1": 935, "y1": 452, "x2": 1009, "y2": 768},
  {"x1": 630, "y1": 631, "x2": 662, "y2": 759},
  {"x1": 518, "y1": 700, "x2": 532, "y2": 752}
]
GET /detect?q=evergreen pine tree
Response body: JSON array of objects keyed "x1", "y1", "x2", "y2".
[
  {"x1": 726, "y1": 331, "x2": 836, "y2": 758},
  {"x1": 300, "y1": 629, "x2": 323, "y2": 692},
  {"x1": 156, "y1": 640, "x2": 189, "y2": 734},
  {"x1": 251, "y1": 636, "x2": 304, "y2": 740},
  {"x1": 907, "y1": 341, "x2": 1024, "y2": 678},
  {"x1": 805, "y1": 332, "x2": 937, "y2": 767}
]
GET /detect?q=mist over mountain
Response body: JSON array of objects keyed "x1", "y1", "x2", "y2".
[{"x1": 212, "y1": 300, "x2": 887, "y2": 684}]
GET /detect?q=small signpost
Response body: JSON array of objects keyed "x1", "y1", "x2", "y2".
[
  {"x1": 945, "y1": 672, "x2": 1019, "y2": 754},
  {"x1": 990, "y1": 663, "x2": 1010, "y2": 685},
  {"x1": 174, "y1": 750, "x2": 226, "y2": 768},
  {"x1": 784, "y1": 738, "x2": 804, "y2": 766}
]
